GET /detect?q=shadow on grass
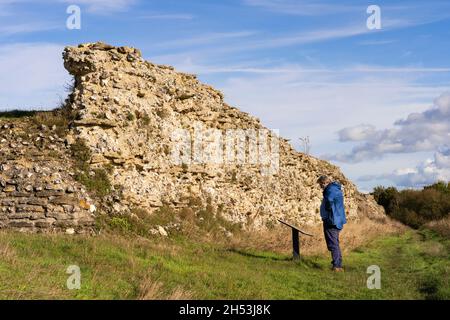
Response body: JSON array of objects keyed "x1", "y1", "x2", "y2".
[
  {"x1": 295, "y1": 259, "x2": 325, "y2": 270},
  {"x1": 226, "y1": 249, "x2": 327, "y2": 270},
  {"x1": 419, "y1": 276, "x2": 443, "y2": 300},
  {"x1": 226, "y1": 248, "x2": 292, "y2": 261},
  {"x1": 0, "y1": 109, "x2": 37, "y2": 119}
]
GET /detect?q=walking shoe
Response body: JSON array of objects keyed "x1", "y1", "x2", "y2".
[{"x1": 332, "y1": 267, "x2": 344, "y2": 272}]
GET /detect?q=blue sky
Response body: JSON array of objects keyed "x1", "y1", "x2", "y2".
[{"x1": 1, "y1": 0, "x2": 450, "y2": 191}]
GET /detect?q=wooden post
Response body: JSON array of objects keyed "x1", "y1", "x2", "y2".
[{"x1": 292, "y1": 228, "x2": 300, "y2": 260}]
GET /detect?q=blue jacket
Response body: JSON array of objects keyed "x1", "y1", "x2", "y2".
[{"x1": 320, "y1": 182, "x2": 347, "y2": 230}]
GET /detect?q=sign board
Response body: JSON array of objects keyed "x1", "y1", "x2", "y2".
[{"x1": 277, "y1": 219, "x2": 314, "y2": 237}]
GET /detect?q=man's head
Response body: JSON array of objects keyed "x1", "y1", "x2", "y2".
[{"x1": 317, "y1": 175, "x2": 332, "y2": 190}]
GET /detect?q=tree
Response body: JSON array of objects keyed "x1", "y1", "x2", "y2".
[{"x1": 373, "y1": 186, "x2": 399, "y2": 214}]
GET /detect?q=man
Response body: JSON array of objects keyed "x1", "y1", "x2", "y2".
[{"x1": 317, "y1": 175, "x2": 347, "y2": 272}]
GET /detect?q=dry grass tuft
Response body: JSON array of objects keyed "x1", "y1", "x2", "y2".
[
  {"x1": 424, "y1": 216, "x2": 450, "y2": 238},
  {"x1": 419, "y1": 241, "x2": 446, "y2": 257},
  {"x1": 138, "y1": 274, "x2": 192, "y2": 300},
  {"x1": 0, "y1": 241, "x2": 17, "y2": 264}
]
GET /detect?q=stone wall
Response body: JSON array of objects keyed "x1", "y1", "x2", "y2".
[
  {"x1": 0, "y1": 120, "x2": 95, "y2": 233},
  {"x1": 0, "y1": 42, "x2": 385, "y2": 233},
  {"x1": 61, "y1": 42, "x2": 385, "y2": 230}
]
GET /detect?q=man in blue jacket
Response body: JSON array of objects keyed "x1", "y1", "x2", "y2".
[{"x1": 317, "y1": 175, "x2": 347, "y2": 272}]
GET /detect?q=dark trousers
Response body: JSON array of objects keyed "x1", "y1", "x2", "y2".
[{"x1": 323, "y1": 224, "x2": 342, "y2": 268}]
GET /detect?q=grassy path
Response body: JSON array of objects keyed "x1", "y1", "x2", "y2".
[{"x1": 0, "y1": 229, "x2": 448, "y2": 299}]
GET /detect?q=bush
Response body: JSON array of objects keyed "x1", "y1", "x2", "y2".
[
  {"x1": 373, "y1": 186, "x2": 399, "y2": 213},
  {"x1": 109, "y1": 217, "x2": 133, "y2": 232},
  {"x1": 373, "y1": 182, "x2": 450, "y2": 228}
]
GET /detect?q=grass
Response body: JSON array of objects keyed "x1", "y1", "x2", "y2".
[
  {"x1": 0, "y1": 110, "x2": 37, "y2": 119},
  {"x1": 0, "y1": 228, "x2": 448, "y2": 300}
]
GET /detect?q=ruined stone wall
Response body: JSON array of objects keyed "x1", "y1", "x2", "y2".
[
  {"x1": 61, "y1": 42, "x2": 385, "y2": 230},
  {"x1": 0, "y1": 120, "x2": 95, "y2": 233},
  {"x1": 0, "y1": 42, "x2": 385, "y2": 233}
]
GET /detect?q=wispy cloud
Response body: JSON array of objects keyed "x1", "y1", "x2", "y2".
[
  {"x1": 326, "y1": 92, "x2": 450, "y2": 163},
  {"x1": 152, "y1": 16, "x2": 434, "y2": 57},
  {"x1": 0, "y1": 42, "x2": 69, "y2": 109},
  {"x1": 243, "y1": 0, "x2": 360, "y2": 16},
  {"x1": 59, "y1": 0, "x2": 137, "y2": 13},
  {"x1": 338, "y1": 124, "x2": 377, "y2": 142},
  {"x1": 138, "y1": 13, "x2": 194, "y2": 20},
  {"x1": 0, "y1": 0, "x2": 137, "y2": 14},
  {"x1": 0, "y1": 21, "x2": 61, "y2": 36},
  {"x1": 150, "y1": 24, "x2": 371, "y2": 58},
  {"x1": 156, "y1": 62, "x2": 450, "y2": 75},
  {"x1": 252, "y1": 25, "x2": 369, "y2": 48},
  {"x1": 155, "y1": 31, "x2": 258, "y2": 49},
  {"x1": 358, "y1": 39, "x2": 397, "y2": 46},
  {"x1": 349, "y1": 65, "x2": 450, "y2": 73},
  {"x1": 245, "y1": 0, "x2": 450, "y2": 33},
  {"x1": 359, "y1": 147, "x2": 450, "y2": 188}
]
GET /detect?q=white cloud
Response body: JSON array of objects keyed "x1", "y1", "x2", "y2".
[
  {"x1": 338, "y1": 124, "x2": 376, "y2": 142},
  {"x1": 212, "y1": 69, "x2": 445, "y2": 153},
  {"x1": 358, "y1": 39, "x2": 397, "y2": 46},
  {"x1": 154, "y1": 31, "x2": 258, "y2": 50},
  {"x1": 328, "y1": 92, "x2": 450, "y2": 163},
  {"x1": 361, "y1": 147, "x2": 450, "y2": 188},
  {"x1": 138, "y1": 13, "x2": 194, "y2": 20},
  {"x1": 229, "y1": 24, "x2": 371, "y2": 51},
  {"x1": 350, "y1": 65, "x2": 450, "y2": 73},
  {"x1": 59, "y1": 0, "x2": 136, "y2": 13},
  {"x1": 147, "y1": 24, "x2": 375, "y2": 59},
  {"x1": 243, "y1": 0, "x2": 359, "y2": 16},
  {"x1": 0, "y1": 0, "x2": 136, "y2": 14},
  {"x1": 0, "y1": 43, "x2": 69, "y2": 110},
  {"x1": 153, "y1": 62, "x2": 450, "y2": 75},
  {"x1": 0, "y1": 22, "x2": 61, "y2": 36}
]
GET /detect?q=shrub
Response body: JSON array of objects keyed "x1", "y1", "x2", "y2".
[
  {"x1": 373, "y1": 186, "x2": 399, "y2": 213},
  {"x1": 109, "y1": 217, "x2": 133, "y2": 232},
  {"x1": 424, "y1": 181, "x2": 450, "y2": 194},
  {"x1": 372, "y1": 182, "x2": 450, "y2": 229}
]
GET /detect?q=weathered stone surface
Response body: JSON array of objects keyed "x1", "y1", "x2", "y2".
[
  {"x1": 16, "y1": 204, "x2": 45, "y2": 213},
  {"x1": 0, "y1": 124, "x2": 96, "y2": 232},
  {"x1": 0, "y1": 42, "x2": 385, "y2": 233},
  {"x1": 35, "y1": 219, "x2": 55, "y2": 228},
  {"x1": 8, "y1": 220, "x2": 34, "y2": 228},
  {"x1": 59, "y1": 42, "x2": 385, "y2": 229},
  {"x1": 36, "y1": 191, "x2": 65, "y2": 197},
  {"x1": 49, "y1": 196, "x2": 78, "y2": 205}
]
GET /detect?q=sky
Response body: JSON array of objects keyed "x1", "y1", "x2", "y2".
[{"x1": 0, "y1": 0, "x2": 449, "y2": 192}]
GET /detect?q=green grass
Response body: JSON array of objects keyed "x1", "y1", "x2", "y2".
[{"x1": 0, "y1": 229, "x2": 448, "y2": 300}]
